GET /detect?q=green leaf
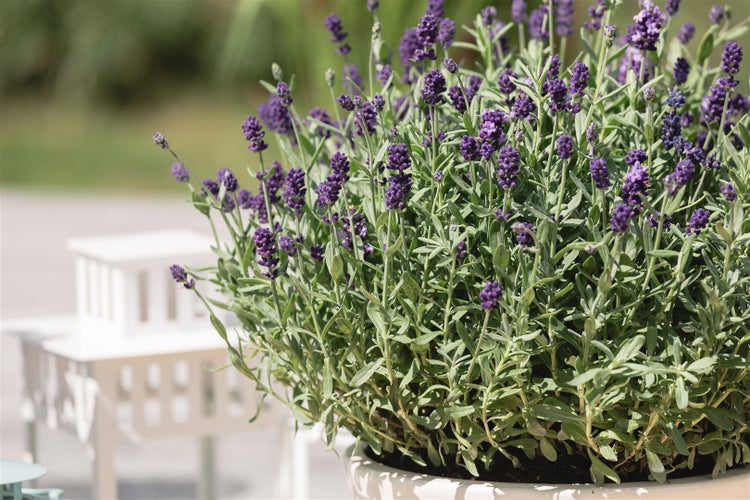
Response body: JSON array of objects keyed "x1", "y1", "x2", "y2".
[
  {"x1": 539, "y1": 437, "x2": 558, "y2": 461},
  {"x1": 350, "y1": 360, "x2": 383, "y2": 387},
  {"x1": 445, "y1": 405, "x2": 475, "y2": 418},
  {"x1": 703, "y1": 407, "x2": 734, "y2": 431},
  {"x1": 386, "y1": 235, "x2": 403, "y2": 257},
  {"x1": 460, "y1": 450, "x2": 479, "y2": 477},
  {"x1": 530, "y1": 403, "x2": 578, "y2": 423},
  {"x1": 614, "y1": 335, "x2": 645, "y2": 363},
  {"x1": 645, "y1": 448, "x2": 666, "y2": 480},
  {"x1": 667, "y1": 423, "x2": 689, "y2": 456},
  {"x1": 210, "y1": 314, "x2": 228, "y2": 341},
  {"x1": 588, "y1": 449, "x2": 620, "y2": 484},
  {"x1": 675, "y1": 376, "x2": 688, "y2": 410},
  {"x1": 599, "y1": 444, "x2": 617, "y2": 462},
  {"x1": 568, "y1": 368, "x2": 607, "y2": 386},
  {"x1": 648, "y1": 250, "x2": 679, "y2": 259},
  {"x1": 696, "y1": 28, "x2": 716, "y2": 66},
  {"x1": 687, "y1": 356, "x2": 716, "y2": 373}
]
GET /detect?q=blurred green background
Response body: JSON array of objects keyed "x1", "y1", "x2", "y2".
[{"x1": 1, "y1": 0, "x2": 748, "y2": 193}]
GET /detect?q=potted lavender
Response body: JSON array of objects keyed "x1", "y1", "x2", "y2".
[{"x1": 157, "y1": 0, "x2": 749, "y2": 496}]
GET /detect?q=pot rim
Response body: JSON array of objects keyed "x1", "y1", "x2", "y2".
[{"x1": 345, "y1": 442, "x2": 749, "y2": 493}]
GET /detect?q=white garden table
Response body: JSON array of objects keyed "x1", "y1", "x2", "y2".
[{"x1": 5, "y1": 315, "x2": 287, "y2": 500}]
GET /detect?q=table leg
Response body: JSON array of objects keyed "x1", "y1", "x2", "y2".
[
  {"x1": 90, "y1": 363, "x2": 118, "y2": 500},
  {"x1": 12, "y1": 483, "x2": 22, "y2": 500},
  {"x1": 198, "y1": 435, "x2": 216, "y2": 500}
]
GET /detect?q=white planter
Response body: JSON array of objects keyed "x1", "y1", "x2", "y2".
[{"x1": 344, "y1": 443, "x2": 750, "y2": 499}]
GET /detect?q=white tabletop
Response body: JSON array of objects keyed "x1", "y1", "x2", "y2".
[
  {"x1": 2, "y1": 316, "x2": 235, "y2": 362},
  {"x1": 0, "y1": 460, "x2": 47, "y2": 485},
  {"x1": 66, "y1": 229, "x2": 214, "y2": 263}
]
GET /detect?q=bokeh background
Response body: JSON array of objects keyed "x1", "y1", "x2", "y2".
[{"x1": 2, "y1": 0, "x2": 748, "y2": 195}]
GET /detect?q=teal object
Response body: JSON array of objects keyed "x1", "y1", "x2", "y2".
[{"x1": 0, "y1": 461, "x2": 56, "y2": 500}]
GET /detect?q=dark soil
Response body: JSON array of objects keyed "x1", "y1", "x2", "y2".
[{"x1": 366, "y1": 446, "x2": 731, "y2": 484}]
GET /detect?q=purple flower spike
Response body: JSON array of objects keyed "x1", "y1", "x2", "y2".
[
  {"x1": 325, "y1": 14, "x2": 347, "y2": 43},
  {"x1": 554, "y1": 0, "x2": 574, "y2": 37},
  {"x1": 253, "y1": 227, "x2": 280, "y2": 279},
  {"x1": 438, "y1": 18, "x2": 455, "y2": 48},
  {"x1": 721, "y1": 184, "x2": 737, "y2": 202},
  {"x1": 547, "y1": 78, "x2": 569, "y2": 113},
  {"x1": 455, "y1": 241, "x2": 468, "y2": 260},
  {"x1": 626, "y1": 0, "x2": 665, "y2": 51},
  {"x1": 528, "y1": 5, "x2": 549, "y2": 41},
  {"x1": 426, "y1": 0, "x2": 444, "y2": 19},
  {"x1": 586, "y1": 123, "x2": 598, "y2": 143},
  {"x1": 443, "y1": 58, "x2": 458, "y2": 74},
  {"x1": 709, "y1": 5, "x2": 724, "y2": 25},
  {"x1": 625, "y1": 149, "x2": 647, "y2": 166},
  {"x1": 569, "y1": 61, "x2": 590, "y2": 97},
  {"x1": 511, "y1": 0, "x2": 527, "y2": 24},
  {"x1": 721, "y1": 41, "x2": 743, "y2": 75},
  {"x1": 218, "y1": 167, "x2": 238, "y2": 192},
  {"x1": 170, "y1": 264, "x2": 195, "y2": 289},
  {"x1": 460, "y1": 135, "x2": 481, "y2": 161},
  {"x1": 480, "y1": 280, "x2": 504, "y2": 310},
  {"x1": 171, "y1": 163, "x2": 189, "y2": 183},
  {"x1": 512, "y1": 222, "x2": 534, "y2": 247},
  {"x1": 556, "y1": 134, "x2": 574, "y2": 160},
  {"x1": 496, "y1": 146, "x2": 520, "y2": 189},
  {"x1": 620, "y1": 162, "x2": 650, "y2": 209},
  {"x1": 283, "y1": 168, "x2": 306, "y2": 214},
  {"x1": 498, "y1": 68, "x2": 517, "y2": 95},
  {"x1": 603, "y1": 24, "x2": 617, "y2": 45},
  {"x1": 589, "y1": 158, "x2": 610, "y2": 189},
  {"x1": 153, "y1": 132, "x2": 169, "y2": 149},
  {"x1": 610, "y1": 203, "x2": 635, "y2": 233},
  {"x1": 242, "y1": 115, "x2": 268, "y2": 152},
  {"x1": 512, "y1": 92, "x2": 536, "y2": 120},
  {"x1": 421, "y1": 69, "x2": 446, "y2": 106},
  {"x1": 686, "y1": 208, "x2": 710, "y2": 235},
  {"x1": 279, "y1": 235, "x2": 297, "y2": 257},
  {"x1": 677, "y1": 22, "x2": 695, "y2": 44},
  {"x1": 666, "y1": 0, "x2": 681, "y2": 16},
  {"x1": 673, "y1": 57, "x2": 690, "y2": 85},
  {"x1": 367, "y1": 0, "x2": 378, "y2": 11},
  {"x1": 663, "y1": 159, "x2": 694, "y2": 195}
]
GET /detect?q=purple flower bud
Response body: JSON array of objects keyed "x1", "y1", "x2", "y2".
[
  {"x1": 626, "y1": 0, "x2": 665, "y2": 51},
  {"x1": 610, "y1": 203, "x2": 636, "y2": 233},
  {"x1": 620, "y1": 162, "x2": 650, "y2": 209},
  {"x1": 646, "y1": 212, "x2": 672, "y2": 228},
  {"x1": 721, "y1": 184, "x2": 737, "y2": 202},
  {"x1": 677, "y1": 22, "x2": 695, "y2": 44},
  {"x1": 556, "y1": 134, "x2": 574, "y2": 159},
  {"x1": 325, "y1": 13, "x2": 347, "y2": 43},
  {"x1": 663, "y1": 159, "x2": 694, "y2": 195},
  {"x1": 709, "y1": 5, "x2": 724, "y2": 25},
  {"x1": 443, "y1": 58, "x2": 458, "y2": 74},
  {"x1": 460, "y1": 135, "x2": 481, "y2": 161},
  {"x1": 625, "y1": 149, "x2": 648, "y2": 166},
  {"x1": 673, "y1": 57, "x2": 690, "y2": 85},
  {"x1": 367, "y1": 0, "x2": 378, "y2": 11},
  {"x1": 480, "y1": 280, "x2": 504, "y2": 310},
  {"x1": 169, "y1": 264, "x2": 195, "y2": 289},
  {"x1": 511, "y1": 92, "x2": 536, "y2": 120},
  {"x1": 666, "y1": 89, "x2": 685, "y2": 109},
  {"x1": 153, "y1": 132, "x2": 169, "y2": 149},
  {"x1": 643, "y1": 86, "x2": 655, "y2": 101},
  {"x1": 512, "y1": 222, "x2": 534, "y2": 247},
  {"x1": 283, "y1": 168, "x2": 306, "y2": 214},
  {"x1": 721, "y1": 41, "x2": 743, "y2": 75},
  {"x1": 337, "y1": 94, "x2": 355, "y2": 111},
  {"x1": 547, "y1": 78, "x2": 569, "y2": 113},
  {"x1": 276, "y1": 81, "x2": 292, "y2": 106},
  {"x1": 279, "y1": 235, "x2": 297, "y2": 256},
  {"x1": 438, "y1": 18, "x2": 455, "y2": 48},
  {"x1": 665, "y1": 0, "x2": 681, "y2": 16},
  {"x1": 590, "y1": 158, "x2": 610, "y2": 189},
  {"x1": 568, "y1": 61, "x2": 590, "y2": 97},
  {"x1": 217, "y1": 167, "x2": 237, "y2": 192},
  {"x1": 421, "y1": 69, "x2": 446, "y2": 106},
  {"x1": 603, "y1": 24, "x2": 617, "y2": 45},
  {"x1": 310, "y1": 245, "x2": 324, "y2": 262},
  {"x1": 686, "y1": 208, "x2": 710, "y2": 235},
  {"x1": 241, "y1": 115, "x2": 268, "y2": 152},
  {"x1": 253, "y1": 227, "x2": 279, "y2": 279},
  {"x1": 496, "y1": 146, "x2": 520, "y2": 189},
  {"x1": 455, "y1": 241, "x2": 468, "y2": 260},
  {"x1": 511, "y1": 0, "x2": 527, "y2": 24},
  {"x1": 498, "y1": 68, "x2": 517, "y2": 95},
  {"x1": 528, "y1": 6, "x2": 549, "y2": 41},
  {"x1": 171, "y1": 163, "x2": 189, "y2": 183},
  {"x1": 426, "y1": 0, "x2": 444, "y2": 19},
  {"x1": 554, "y1": 0, "x2": 574, "y2": 37},
  {"x1": 586, "y1": 123, "x2": 598, "y2": 143}
]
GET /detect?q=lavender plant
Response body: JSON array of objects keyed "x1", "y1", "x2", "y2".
[{"x1": 157, "y1": 0, "x2": 750, "y2": 485}]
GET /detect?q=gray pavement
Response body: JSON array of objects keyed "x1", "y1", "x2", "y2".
[{"x1": 0, "y1": 189, "x2": 352, "y2": 499}]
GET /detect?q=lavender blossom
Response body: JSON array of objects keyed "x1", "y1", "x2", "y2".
[
  {"x1": 496, "y1": 146, "x2": 520, "y2": 189},
  {"x1": 721, "y1": 41, "x2": 743, "y2": 75},
  {"x1": 283, "y1": 168, "x2": 306, "y2": 214},
  {"x1": 455, "y1": 241, "x2": 468, "y2": 260},
  {"x1": 666, "y1": 89, "x2": 686, "y2": 109},
  {"x1": 686, "y1": 208, "x2": 710, "y2": 235},
  {"x1": 512, "y1": 92, "x2": 536, "y2": 120},
  {"x1": 610, "y1": 203, "x2": 635, "y2": 233},
  {"x1": 626, "y1": 1, "x2": 665, "y2": 51},
  {"x1": 460, "y1": 135, "x2": 481, "y2": 161},
  {"x1": 625, "y1": 149, "x2": 647, "y2": 166},
  {"x1": 498, "y1": 68, "x2": 517, "y2": 95},
  {"x1": 721, "y1": 184, "x2": 737, "y2": 202},
  {"x1": 603, "y1": 24, "x2": 617, "y2": 45},
  {"x1": 309, "y1": 107, "x2": 335, "y2": 139},
  {"x1": 666, "y1": 0, "x2": 681, "y2": 16},
  {"x1": 646, "y1": 213, "x2": 672, "y2": 229},
  {"x1": 337, "y1": 94, "x2": 355, "y2": 111},
  {"x1": 620, "y1": 162, "x2": 650, "y2": 208},
  {"x1": 702, "y1": 76, "x2": 739, "y2": 123},
  {"x1": 385, "y1": 174, "x2": 412, "y2": 210},
  {"x1": 443, "y1": 58, "x2": 458, "y2": 74},
  {"x1": 586, "y1": 123, "x2": 598, "y2": 143},
  {"x1": 589, "y1": 158, "x2": 610, "y2": 189},
  {"x1": 677, "y1": 23, "x2": 695, "y2": 44},
  {"x1": 377, "y1": 65, "x2": 392, "y2": 87},
  {"x1": 276, "y1": 82, "x2": 292, "y2": 106},
  {"x1": 253, "y1": 227, "x2": 279, "y2": 279},
  {"x1": 556, "y1": 134, "x2": 574, "y2": 159},
  {"x1": 568, "y1": 61, "x2": 590, "y2": 97},
  {"x1": 511, "y1": 0, "x2": 527, "y2": 23},
  {"x1": 673, "y1": 57, "x2": 690, "y2": 85},
  {"x1": 547, "y1": 78, "x2": 569, "y2": 113},
  {"x1": 344, "y1": 64, "x2": 364, "y2": 93},
  {"x1": 218, "y1": 167, "x2": 238, "y2": 192},
  {"x1": 171, "y1": 163, "x2": 189, "y2": 183},
  {"x1": 259, "y1": 95, "x2": 294, "y2": 136},
  {"x1": 528, "y1": 5, "x2": 549, "y2": 41},
  {"x1": 242, "y1": 115, "x2": 268, "y2": 152},
  {"x1": 153, "y1": 132, "x2": 169, "y2": 149},
  {"x1": 415, "y1": 14, "x2": 439, "y2": 61},
  {"x1": 170, "y1": 264, "x2": 195, "y2": 289},
  {"x1": 709, "y1": 5, "x2": 724, "y2": 25},
  {"x1": 554, "y1": 0, "x2": 574, "y2": 37},
  {"x1": 367, "y1": 0, "x2": 378, "y2": 12},
  {"x1": 310, "y1": 245, "x2": 324, "y2": 262},
  {"x1": 663, "y1": 159, "x2": 694, "y2": 195},
  {"x1": 325, "y1": 14, "x2": 347, "y2": 43},
  {"x1": 512, "y1": 222, "x2": 534, "y2": 247},
  {"x1": 584, "y1": 1, "x2": 607, "y2": 31},
  {"x1": 421, "y1": 69, "x2": 446, "y2": 106},
  {"x1": 480, "y1": 281, "x2": 504, "y2": 310},
  {"x1": 438, "y1": 18, "x2": 455, "y2": 48},
  {"x1": 279, "y1": 235, "x2": 297, "y2": 256},
  {"x1": 661, "y1": 111, "x2": 682, "y2": 148}
]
